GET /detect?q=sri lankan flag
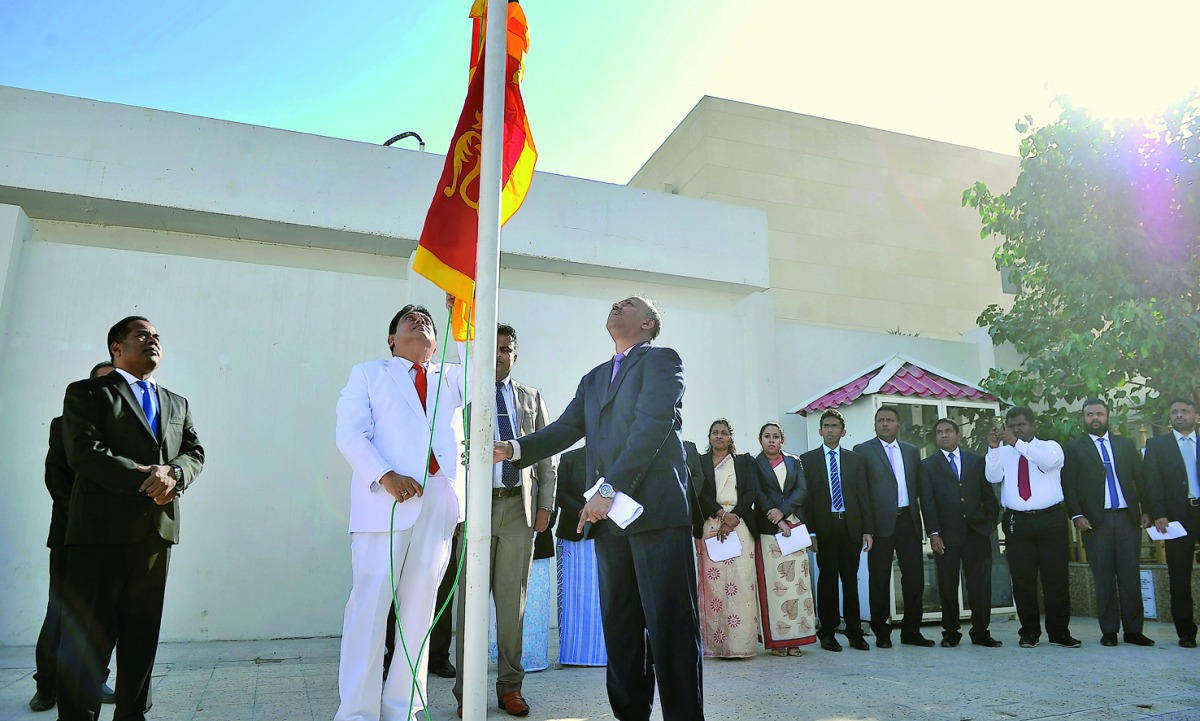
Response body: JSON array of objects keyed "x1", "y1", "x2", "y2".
[{"x1": 413, "y1": 0, "x2": 537, "y2": 341}]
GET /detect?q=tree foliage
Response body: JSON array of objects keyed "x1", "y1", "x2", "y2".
[{"x1": 964, "y1": 94, "x2": 1200, "y2": 442}]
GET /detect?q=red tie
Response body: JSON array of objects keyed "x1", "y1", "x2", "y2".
[
  {"x1": 1017, "y1": 454, "x2": 1031, "y2": 501},
  {"x1": 413, "y1": 363, "x2": 440, "y2": 475}
]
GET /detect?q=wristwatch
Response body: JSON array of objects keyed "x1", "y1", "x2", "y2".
[{"x1": 597, "y1": 482, "x2": 615, "y2": 499}]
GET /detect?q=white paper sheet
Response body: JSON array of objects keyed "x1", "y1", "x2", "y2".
[
  {"x1": 775, "y1": 522, "x2": 812, "y2": 555},
  {"x1": 704, "y1": 532, "x2": 743, "y2": 562},
  {"x1": 1147, "y1": 521, "x2": 1188, "y2": 541},
  {"x1": 583, "y1": 478, "x2": 644, "y2": 529}
]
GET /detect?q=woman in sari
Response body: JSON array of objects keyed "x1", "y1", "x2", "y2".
[
  {"x1": 694, "y1": 418, "x2": 760, "y2": 658},
  {"x1": 753, "y1": 422, "x2": 817, "y2": 656}
]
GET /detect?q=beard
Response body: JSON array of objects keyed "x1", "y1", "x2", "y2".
[{"x1": 1087, "y1": 420, "x2": 1110, "y2": 436}]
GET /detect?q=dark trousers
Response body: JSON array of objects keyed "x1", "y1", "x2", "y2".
[
  {"x1": 1003, "y1": 507, "x2": 1072, "y2": 640},
  {"x1": 815, "y1": 518, "x2": 864, "y2": 640},
  {"x1": 867, "y1": 511, "x2": 924, "y2": 640},
  {"x1": 1164, "y1": 507, "x2": 1200, "y2": 641},
  {"x1": 57, "y1": 537, "x2": 170, "y2": 721},
  {"x1": 34, "y1": 545, "x2": 67, "y2": 694},
  {"x1": 596, "y1": 526, "x2": 703, "y2": 721},
  {"x1": 384, "y1": 529, "x2": 460, "y2": 674},
  {"x1": 935, "y1": 531, "x2": 992, "y2": 641},
  {"x1": 1081, "y1": 511, "x2": 1144, "y2": 635}
]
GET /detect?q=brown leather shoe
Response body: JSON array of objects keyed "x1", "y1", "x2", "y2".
[
  {"x1": 456, "y1": 699, "x2": 463, "y2": 718},
  {"x1": 498, "y1": 691, "x2": 531, "y2": 717}
]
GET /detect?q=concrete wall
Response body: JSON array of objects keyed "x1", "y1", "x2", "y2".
[
  {"x1": 0, "y1": 86, "x2": 772, "y2": 644},
  {"x1": 630, "y1": 96, "x2": 1020, "y2": 340}
]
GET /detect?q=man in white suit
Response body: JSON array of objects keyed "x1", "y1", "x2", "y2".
[
  {"x1": 334, "y1": 298, "x2": 465, "y2": 721},
  {"x1": 453, "y1": 323, "x2": 556, "y2": 718}
]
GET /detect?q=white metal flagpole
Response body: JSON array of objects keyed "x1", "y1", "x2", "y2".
[{"x1": 461, "y1": 0, "x2": 505, "y2": 719}]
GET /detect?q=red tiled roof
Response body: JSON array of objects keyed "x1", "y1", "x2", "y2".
[{"x1": 798, "y1": 363, "x2": 996, "y2": 415}]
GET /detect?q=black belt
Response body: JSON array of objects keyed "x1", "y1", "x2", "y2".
[
  {"x1": 1102, "y1": 507, "x2": 1128, "y2": 512},
  {"x1": 493, "y1": 487, "x2": 522, "y2": 499},
  {"x1": 1008, "y1": 503, "x2": 1062, "y2": 517},
  {"x1": 830, "y1": 512, "x2": 846, "y2": 520}
]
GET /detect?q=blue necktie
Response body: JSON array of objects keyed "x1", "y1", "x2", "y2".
[
  {"x1": 136, "y1": 380, "x2": 159, "y2": 438},
  {"x1": 1097, "y1": 438, "x2": 1121, "y2": 508},
  {"x1": 948, "y1": 452, "x2": 959, "y2": 479},
  {"x1": 828, "y1": 449, "x2": 844, "y2": 512},
  {"x1": 610, "y1": 352, "x2": 625, "y2": 384},
  {"x1": 495, "y1": 382, "x2": 520, "y2": 488}
]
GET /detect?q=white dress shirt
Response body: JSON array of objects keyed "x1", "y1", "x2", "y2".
[
  {"x1": 113, "y1": 367, "x2": 158, "y2": 422},
  {"x1": 1089, "y1": 433, "x2": 1129, "y2": 509},
  {"x1": 985, "y1": 438, "x2": 1065, "y2": 511},
  {"x1": 823, "y1": 444, "x2": 845, "y2": 512},
  {"x1": 1174, "y1": 430, "x2": 1200, "y2": 499},
  {"x1": 881, "y1": 440, "x2": 909, "y2": 508}
]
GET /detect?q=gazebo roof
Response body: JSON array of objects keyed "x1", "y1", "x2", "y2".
[{"x1": 789, "y1": 353, "x2": 996, "y2": 416}]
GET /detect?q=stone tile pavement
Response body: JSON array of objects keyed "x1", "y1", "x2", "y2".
[{"x1": 3, "y1": 619, "x2": 1200, "y2": 721}]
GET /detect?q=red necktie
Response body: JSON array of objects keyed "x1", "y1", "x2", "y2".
[
  {"x1": 1017, "y1": 454, "x2": 1031, "y2": 501},
  {"x1": 413, "y1": 363, "x2": 440, "y2": 475}
]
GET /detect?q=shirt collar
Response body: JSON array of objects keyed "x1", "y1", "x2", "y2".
[
  {"x1": 497, "y1": 376, "x2": 512, "y2": 390},
  {"x1": 1089, "y1": 432, "x2": 1111, "y2": 444},
  {"x1": 113, "y1": 367, "x2": 155, "y2": 387},
  {"x1": 1175, "y1": 429, "x2": 1197, "y2": 443},
  {"x1": 942, "y1": 449, "x2": 958, "y2": 461},
  {"x1": 823, "y1": 444, "x2": 840, "y2": 454}
]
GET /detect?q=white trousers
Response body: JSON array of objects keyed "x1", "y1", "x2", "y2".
[{"x1": 335, "y1": 478, "x2": 459, "y2": 721}]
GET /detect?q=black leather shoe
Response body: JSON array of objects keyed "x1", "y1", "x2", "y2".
[
  {"x1": 875, "y1": 637, "x2": 893, "y2": 649},
  {"x1": 940, "y1": 636, "x2": 960, "y2": 648},
  {"x1": 900, "y1": 635, "x2": 936, "y2": 647},
  {"x1": 972, "y1": 636, "x2": 1003, "y2": 648},
  {"x1": 1180, "y1": 638, "x2": 1197, "y2": 648},
  {"x1": 1100, "y1": 633, "x2": 1118, "y2": 646},
  {"x1": 848, "y1": 637, "x2": 870, "y2": 651},
  {"x1": 820, "y1": 638, "x2": 842, "y2": 652},
  {"x1": 29, "y1": 690, "x2": 56, "y2": 712},
  {"x1": 428, "y1": 658, "x2": 457, "y2": 679},
  {"x1": 1124, "y1": 632, "x2": 1155, "y2": 647},
  {"x1": 101, "y1": 683, "x2": 116, "y2": 705},
  {"x1": 1048, "y1": 635, "x2": 1081, "y2": 648},
  {"x1": 1019, "y1": 636, "x2": 1038, "y2": 648}
]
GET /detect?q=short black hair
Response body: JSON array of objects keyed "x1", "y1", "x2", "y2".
[
  {"x1": 1168, "y1": 397, "x2": 1197, "y2": 411},
  {"x1": 875, "y1": 405, "x2": 901, "y2": 421},
  {"x1": 819, "y1": 409, "x2": 846, "y2": 429},
  {"x1": 389, "y1": 304, "x2": 437, "y2": 337},
  {"x1": 935, "y1": 417, "x2": 960, "y2": 433},
  {"x1": 497, "y1": 323, "x2": 517, "y2": 351},
  {"x1": 1081, "y1": 398, "x2": 1109, "y2": 413},
  {"x1": 1005, "y1": 406, "x2": 1035, "y2": 425},
  {"x1": 106, "y1": 316, "x2": 150, "y2": 359},
  {"x1": 90, "y1": 361, "x2": 114, "y2": 378}
]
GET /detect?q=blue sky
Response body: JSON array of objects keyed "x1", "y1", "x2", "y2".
[{"x1": 3, "y1": 0, "x2": 1197, "y2": 184}]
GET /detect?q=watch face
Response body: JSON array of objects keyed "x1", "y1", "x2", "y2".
[{"x1": 599, "y1": 482, "x2": 615, "y2": 498}]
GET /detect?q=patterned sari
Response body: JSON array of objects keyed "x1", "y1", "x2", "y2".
[
  {"x1": 695, "y1": 454, "x2": 760, "y2": 658},
  {"x1": 755, "y1": 457, "x2": 817, "y2": 649}
]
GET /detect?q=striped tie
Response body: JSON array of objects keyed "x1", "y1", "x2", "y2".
[{"x1": 829, "y1": 449, "x2": 844, "y2": 512}]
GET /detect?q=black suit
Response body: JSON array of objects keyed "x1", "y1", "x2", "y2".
[
  {"x1": 57, "y1": 371, "x2": 203, "y2": 721},
  {"x1": 919, "y1": 449, "x2": 999, "y2": 642},
  {"x1": 693, "y1": 452, "x2": 757, "y2": 538},
  {"x1": 1142, "y1": 432, "x2": 1200, "y2": 641},
  {"x1": 1063, "y1": 433, "x2": 1146, "y2": 635},
  {"x1": 799, "y1": 445, "x2": 872, "y2": 641},
  {"x1": 753, "y1": 452, "x2": 806, "y2": 532},
  {"x1": 515, "y1": 344, "x2": 701, "y2": 721},
  {"x1": 853, "y1": 437, "x2": 925, "y2": 641}
]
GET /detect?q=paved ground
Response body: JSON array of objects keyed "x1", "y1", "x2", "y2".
[{"x1": 3, "y1": 619, "x2": 1200, "y2": 721}]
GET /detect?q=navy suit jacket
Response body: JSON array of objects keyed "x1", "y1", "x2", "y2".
[
  {"x1": 918, "y1": 449, "x2": 998, "y2": 546},
  {"x1": 1142, "y1": 432, "x2": 1199, "y2": 522},
  {"x1": 1063, "y1": 433, "x2": 1143, "y2": 530},
  {"x1": 515, "y1": 343, "x2": 690, "y2": 537}
]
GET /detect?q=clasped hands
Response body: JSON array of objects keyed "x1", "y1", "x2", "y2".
[{"x1": 136, "y1": 464, "x2": 177, "y2": 505}]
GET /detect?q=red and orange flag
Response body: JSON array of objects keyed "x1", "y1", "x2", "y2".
[{"x1": 413, "y1": 0, "x2": 537, "y2": 341}]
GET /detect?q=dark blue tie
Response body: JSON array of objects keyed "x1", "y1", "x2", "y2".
[
  {"x1": 828, "y1": 449, "x2": 844, "y2": 512},
  {"x1": 496, "y1": 382, "x2": 520, "y2": 488},
  {"x1": 948, "y1": 452, "x2": 959, "y2": 479},
  {"x1": 1097, "y1": 438, "x2": 1120, "y2": 508},
  {"x1": 136, "y1": 380, "x2": 159, "y2": 438}
]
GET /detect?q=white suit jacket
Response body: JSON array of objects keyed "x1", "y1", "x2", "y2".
[{"x1": 336, "y1": 353, "x2": 465, "y2": 532}]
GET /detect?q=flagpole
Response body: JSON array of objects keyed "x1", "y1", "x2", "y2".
[{"x1": 461, "y1": 0, "x2": 505, "y2": 718}]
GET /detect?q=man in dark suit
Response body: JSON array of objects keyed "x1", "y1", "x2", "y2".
[
  {"x1": 800, "y1": 409, "x2": 873, "y2": 652},
  {"x1": 919, "y1": 418, "x2": 1001, "y2": 648},
  {"x1": 853, "y1": 406, "x2": 933, "y2": 648},
  {"x1": 29, "y1": 362, "x2": 117, "y2": 714},
  {"x1": 454, "y1": 323, "x2": 556, "y2": 717},
  {"x1": 1063, "y1": 398, "x2": 1154, "y2": 647},
  {"x1": 1142, "y1": 397, "x2": 1199, "y2": 647},
  {"x1": 57, "y1": 316, "x2": 205, "y2": 721},
  {"x1": 494, "y1": 296, "x2": 702, "y2": 721}
]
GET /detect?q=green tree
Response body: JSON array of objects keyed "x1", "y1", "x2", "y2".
[{"x1": 964, "y1": 94, "x2": 1200, "y2": 443}]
